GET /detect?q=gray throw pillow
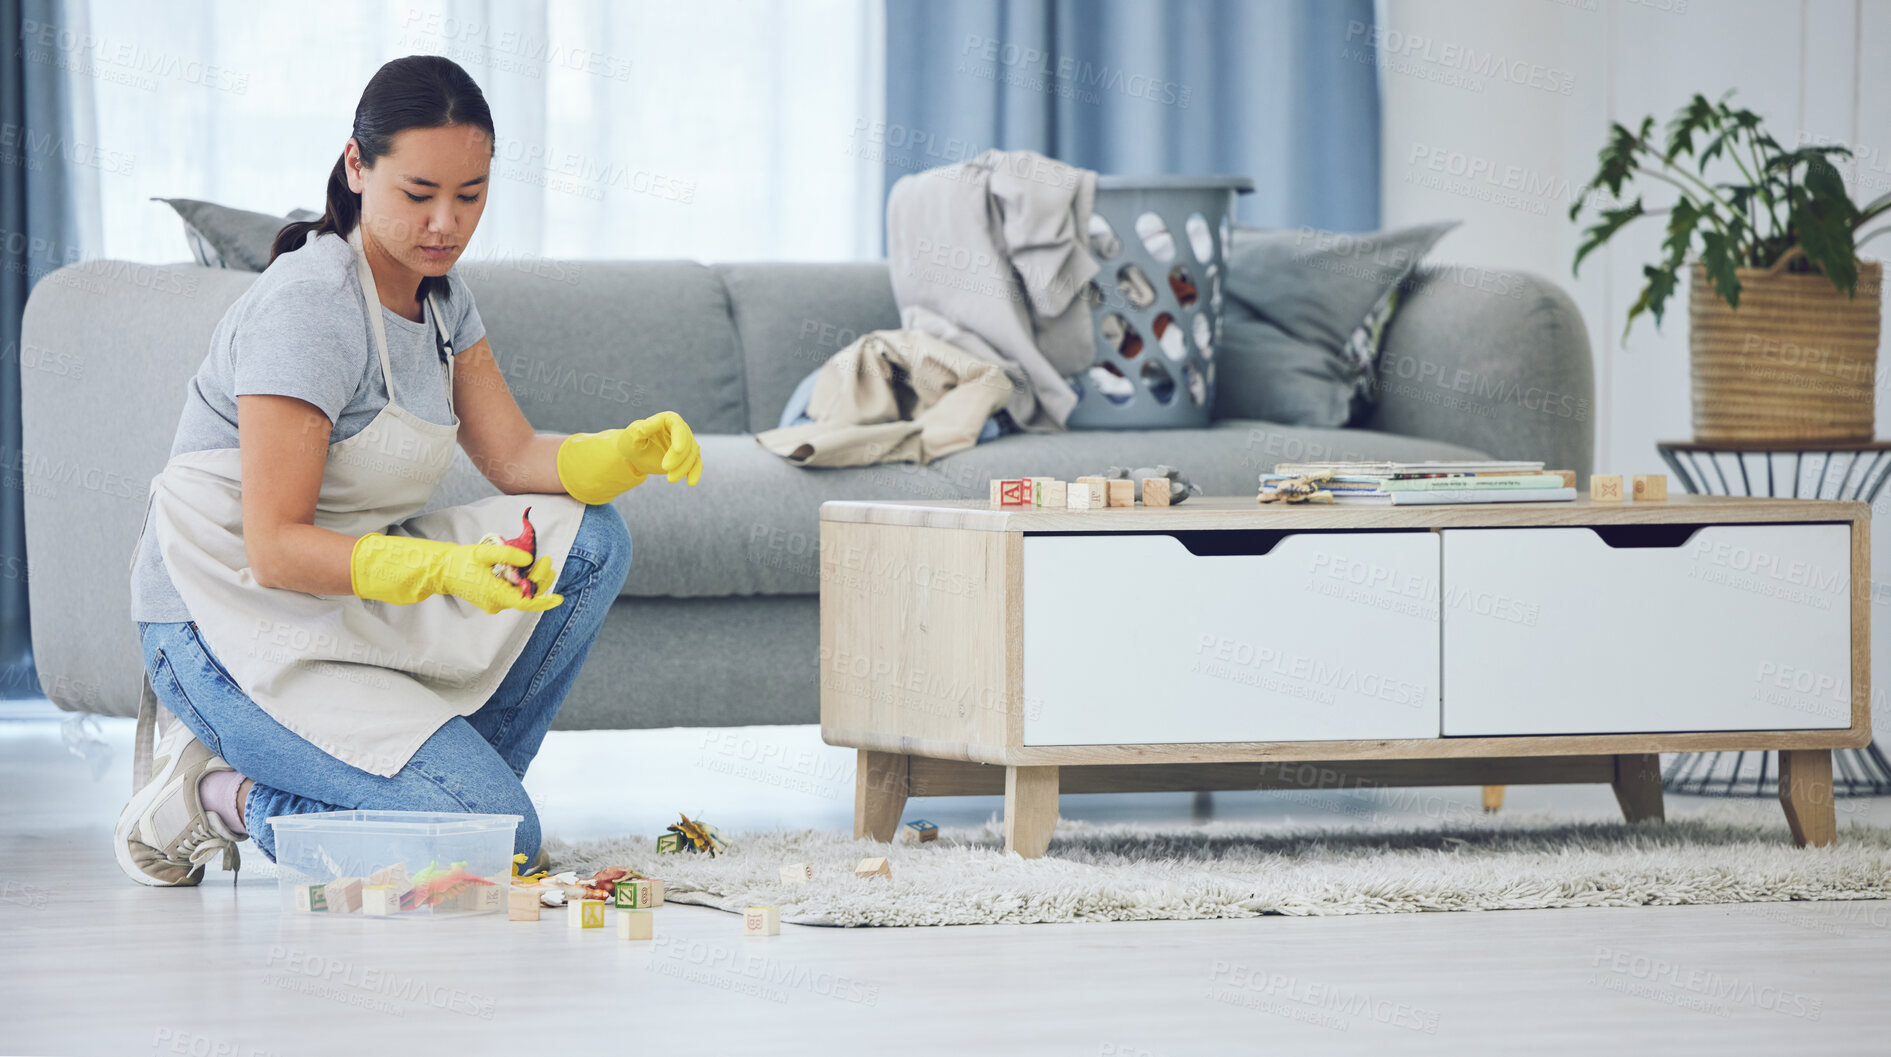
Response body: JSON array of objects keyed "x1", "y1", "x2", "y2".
[
  {"x1": 155, "y1": 197, "x2": 321, "y2": 271},
  {"x1": 1213, "y1": 220, "x2": 1459, "y2": 427}
]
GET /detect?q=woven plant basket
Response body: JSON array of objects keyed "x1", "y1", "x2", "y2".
[{"x1": 1689, "y1": 249, "x2": 1882, "y2": 443}]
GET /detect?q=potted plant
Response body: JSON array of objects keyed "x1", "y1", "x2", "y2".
[{"x1": 1570, "y1": 92, "x2": 1891, "y2": 443}]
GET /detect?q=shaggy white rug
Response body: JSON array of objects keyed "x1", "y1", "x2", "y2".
[{"x1": 540, "y1": 806, "x2": 1891, "y2": 927}]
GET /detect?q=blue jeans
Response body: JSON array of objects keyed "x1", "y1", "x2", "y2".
[{"x1": 136, "y1": 501, "x2": 631, "y2": 864}]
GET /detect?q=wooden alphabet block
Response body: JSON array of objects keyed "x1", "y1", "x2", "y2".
[
  {"x1": 899, "y1": 819, "x2": 939, "y2": 844},
  {"x1": 1075, "y1": 476, "x2": 1111, "y2": 507},
  {"x1": 1066, "y1": 483, "x2": 1099, "y2": 509},
  {"x1": 613, "y1": 879, "x2": 639, "y2": 909},
  {"x1": 743, "y1": 906, "x2": 781, "y2": 936},
  {"x1": 991, "y1": 479, "x2": 1033, "y2": 506},
  {"x1": 655, "y1": 833, "x2": 684, "y2": 854},
  {"x1": 1547, "y1": 470, "x2": 1576, "y2": 489},
  {"x1": 1106, "y1": 479, "x2": 1135, "y2": 507},
  {"x1": 617, "y1": 909, "x2": 654, "y2": 940},
  {"x1": 1590, "y1": 474, "x2": 1624, "y2": 502},
  {"x1": 854, "y1": 856, "x2": 892, "y2": 880},
  {"x1": 362, "y1": 884, "x2": 399, "y2": 916},
  {"x1": 1140, "y1": 477, "x2": 1171, "y2": 507},
  {"x1": 458, "y1": 881, "x2": 503, "y2": 912},
  {"x1": 569, "y1": 898, "x2": 606, "y2": 929},
  {"x1": 1035, "y1": 480, "x2": 1067, "y2": 508},
  {"x1": 636, "y1": 878, "x2": 664, "y2": 908},
  {"x1": 1633, "y1": 474, "x2": 1667, "y2": 501},
  {"x1": 507, "y1": 886, "x2": 541, "y2": 922},
  {"x1": 779, "y1": 862, "x2": 813, "y2": 885},
  {"x1": 294, "y1": 884, "x2": 328, "y2": 913},
  {"x1": 323, "y1": 876, "x2": 364, "y2": 913}
]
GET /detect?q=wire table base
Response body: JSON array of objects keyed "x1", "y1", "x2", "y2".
[{"x1": 1656, "y1": 441, "x2": 1891, "y2": 797}]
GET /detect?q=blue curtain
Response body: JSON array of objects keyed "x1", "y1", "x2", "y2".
[
  {"x1": 883, "y1": 0, "x2": 1380, "y2": 234},
  {"x1": 0, "y1": 0, "x2": 87, "y2": 700}
]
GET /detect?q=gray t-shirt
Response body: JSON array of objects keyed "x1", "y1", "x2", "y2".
[{"x1": 129, "y1": 230, "x2": 486, "y2": 622}]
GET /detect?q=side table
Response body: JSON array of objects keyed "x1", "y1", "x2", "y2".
[{"x1": 1656, "y1": 440, "x2": 1891, "y2": 797}]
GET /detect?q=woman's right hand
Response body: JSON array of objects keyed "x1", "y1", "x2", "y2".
[{"x1": 350, "y1": 532, "x2": 563, "y2": 613}]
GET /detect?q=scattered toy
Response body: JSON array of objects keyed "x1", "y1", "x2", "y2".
[
  {"x1": 294, "y1": 884, "x2": 328, "y2": 913},
  {"x1": 780, "y1": 862, "x2": 813, "y2": 885},
  {"x1": 1633, "y1": 474, "x2": 1667, "y2": 501},
  {"x1": 1140, "y1": 477, "x2": 1171, "y2": 508},
  {"x1": 1104, "y1": 465, "x2": 1199, "y2": 504},
  {"x1": 855, "y1": 857, "x2": 892, "y2": 881},
  {"x1": 989, "y1": 479, "x2": 1034, "y2": 507},
  {"x1": 1591, "y1": 474, "x2": 1625, "y2": 501},
  {"x1": 569, "y1": 899, "x2": 607, "y2": 930},
  {"x1": 899, "y1": 819, "x2": 938, "y2": 844},
  {"x1": 1258, "y1": 471, "x2": 1337, "y2": 504},
  {"x1": 663, "y1": 813, "x2": 729, "y2": 856},
  {"x1": 618, "y1": 909, "x2": 654, "y2": 941},
  {"x1": 743, "y1": 906, "x2": 781, "y2": 937},
  {"x1": 508, "y1": 886, "x2": 541, "y2": 922},
  {"x1": 1066, "y1": 482, "x2": 1102, "y2": 509}
]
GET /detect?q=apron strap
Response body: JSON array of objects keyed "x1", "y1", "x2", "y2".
[
  {"x1": 132, "y1": 668, "x2": 171, "y2": 793},
  {"x1": 347, "y1": 225, "x2": 402, "y2": 407},
  {"x1": 427, "y1": 290, "x2": 455, "y2": 418}
]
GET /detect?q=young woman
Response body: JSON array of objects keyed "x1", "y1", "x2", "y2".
[{"x1": 117, "y1": 55, "x2": 702, "y2": 887}]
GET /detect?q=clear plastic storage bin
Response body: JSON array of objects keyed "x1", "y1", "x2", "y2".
[{"x1": 267, "y1": 810, "x2": 521, "y2": 920}]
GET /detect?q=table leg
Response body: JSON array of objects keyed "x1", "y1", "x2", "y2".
[
  {"x1": 1611, "y1": 754, "x2": 1665, "y2": 823},
  {"x1": 1481, "y1": 785, "x2": 1505, "y2": 812},
  {"x1": 1778, "y1": 748, "x2": 1837, "y2": 847},
  {"x1": 854, "y1": 750, "x2": 909, "y2": 842},
  {"x1": 1003, "y1": 765, "x2": 1059, "y2": 859}
]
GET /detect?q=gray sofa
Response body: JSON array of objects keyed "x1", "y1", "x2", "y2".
[{"x1": 21, "y1": 257, "x2": 1593, "y2": 727}]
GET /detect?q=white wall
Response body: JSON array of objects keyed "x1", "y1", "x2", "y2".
[{"x1": 1380, "y1": 0, "x2": 1891, "y2": 730}]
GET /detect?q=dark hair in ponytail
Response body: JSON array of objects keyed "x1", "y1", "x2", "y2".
[{"x1": 270, "y1": 55, "x2": 494, "y2": 303}]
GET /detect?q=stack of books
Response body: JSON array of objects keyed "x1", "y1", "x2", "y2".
[{"x1": 1260, "y1": 460, "x2": 1576, "y2": 505}]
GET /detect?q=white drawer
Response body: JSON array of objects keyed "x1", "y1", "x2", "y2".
[
  {"x1": 1022, "y1": 532, "x2": 1440, "y2": 744},
  {"x1": 1441, "y1": 524, "x2": 1853, "y2": 735}
]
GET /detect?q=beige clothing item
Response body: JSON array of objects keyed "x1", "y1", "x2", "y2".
[
  {"x1": 131, "y1": 224, "x2": 588, "y2": 781},
  {"x1": 886, "y1": 148, "x2": 1099, "y2": 431},
  {"x1": 753, "y1": 329, "x2": 1016, "y2": 467}
]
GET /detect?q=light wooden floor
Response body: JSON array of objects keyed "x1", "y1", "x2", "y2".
[{"x1": 4, "y1": 713, "x2": 1890, "y2": 1056}]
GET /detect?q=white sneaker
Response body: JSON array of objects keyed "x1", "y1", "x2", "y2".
[{"x1": 113, "y1": 724, "x2": 243, "y2": 887}]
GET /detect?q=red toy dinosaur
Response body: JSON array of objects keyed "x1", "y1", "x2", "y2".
[{"x1": 478, "y1": 507, "x2": 538, "y2": 600}]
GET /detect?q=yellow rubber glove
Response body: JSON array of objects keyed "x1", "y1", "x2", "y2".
[
  {"x1": 555, "y1": 410, "x2": 703, "y2": 505},
  {"x1": 350, "y1": 532, "x2": 564, "y2": 613}
]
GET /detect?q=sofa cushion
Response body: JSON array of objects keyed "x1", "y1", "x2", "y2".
[
  {"x1": 1215, "y1": 222, "x2": 1458, "y2": 428},
  {"x1": 714, "y1": 262, "x2": 902, "y2": 433},
  {"x1": 156, "y1": 198, "x2": 321, "y2": 271},
  {"x1": 573, "y1": 422, "x2": 1489, "y2": 598},
  {"x1": 458, "y1": 259, "x2": 749, "y2": 435}
]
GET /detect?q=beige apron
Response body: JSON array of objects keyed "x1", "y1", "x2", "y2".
[{"x1": 129, "y1": 225, "x2": 588, "y2": 787}]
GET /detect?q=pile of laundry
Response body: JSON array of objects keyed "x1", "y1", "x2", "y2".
[{"x1": 756, "y1": 149, "x2": 1099, "y2": 468}]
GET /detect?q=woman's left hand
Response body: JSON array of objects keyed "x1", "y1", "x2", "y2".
[
  {"x1": 554, "y1": 410, "x2": 704, "y2": 505},
  {"x1": 615, "y1": 411, "x2": 703, "y2": 485}
]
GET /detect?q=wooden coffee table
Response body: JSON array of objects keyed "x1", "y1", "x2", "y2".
[{"x1": 818, "y1": 496, "x2": 1869, "y2": 857}]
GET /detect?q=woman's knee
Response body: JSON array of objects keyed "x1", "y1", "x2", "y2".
[{"x1": 577, "y1": 501, "x2": 632, "y2": 581}]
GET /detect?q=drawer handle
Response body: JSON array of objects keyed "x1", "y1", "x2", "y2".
[
  {"x1": 1028, "y1": 529, "x2": 1432, "y2": 556},
  {"x1": 1588, "y1": 524, "x2": 1706, "y2": 549}
]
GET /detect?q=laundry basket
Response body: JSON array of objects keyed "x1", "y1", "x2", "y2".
[{"x1": 1066, "y1": 175, "x2": 1254, "y2": 429}]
